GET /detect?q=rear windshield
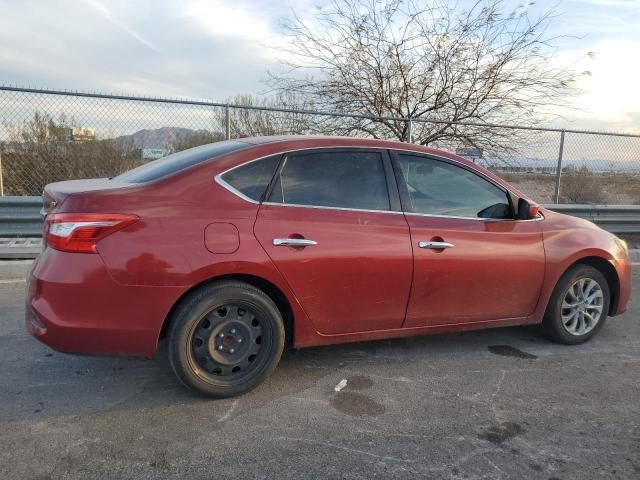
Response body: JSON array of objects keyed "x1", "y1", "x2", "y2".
[{"x1": 114, "y1": 140, "x2": 249, "y2": 183}]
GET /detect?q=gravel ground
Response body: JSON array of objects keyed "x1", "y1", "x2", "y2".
[{"x1": 0, "y1": 269, "x2": 638, "y2": 480}]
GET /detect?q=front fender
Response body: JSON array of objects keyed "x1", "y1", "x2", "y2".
[{"x1": 530, "y1": 210, "x2": 630, "y2": 321}]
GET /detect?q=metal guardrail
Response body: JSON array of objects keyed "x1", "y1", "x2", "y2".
[
  {"x1": 0, "y1": 196, "x2": 42, "y2": 237},
  {"x1": 0, "y1": 197, "x2": 638, "y2": 239},
  {"x1": 543, "y1": 204, "x2": 640, "y2": 235}
]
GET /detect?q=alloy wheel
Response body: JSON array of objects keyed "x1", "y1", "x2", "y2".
[{"x1": 561, "y1": 278, "x2": 604, "y2": 336}]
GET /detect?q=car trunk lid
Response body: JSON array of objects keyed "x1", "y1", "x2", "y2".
[{"x1": 42, "y1": 178, "x2": 133, "y2": 215}]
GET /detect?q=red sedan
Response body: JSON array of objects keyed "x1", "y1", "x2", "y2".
[{"x1": 26, "y1": 136, "x2": 632, "y2": 397}]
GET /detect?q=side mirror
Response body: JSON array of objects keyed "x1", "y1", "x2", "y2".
[
  {"x1": 478, "y1": 202, "x2": 512, "y2": 219},
  {"x1": 518, "y1": 199, "x2": 540, "y2": 220}
]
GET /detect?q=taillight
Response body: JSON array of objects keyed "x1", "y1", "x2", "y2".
[{"x1": 45, "y1": 213, "x2": 139, "y2": 253}]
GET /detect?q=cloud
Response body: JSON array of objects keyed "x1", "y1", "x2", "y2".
[
  {"x1": 550, "y1": 40, "x2": 640, "y2": 133},
  {"x1": 182, "y1": 0, "x2": 272, "y2": 39},
  {"x1": 576, "y1": 0, "x2": 639, "y2": 6},
  {"x1": 79, "y1": 0, "x2": 159, "y2": 52},
  {"x1": 0, "y1": 0, "x2": 637, "y2": 133}
]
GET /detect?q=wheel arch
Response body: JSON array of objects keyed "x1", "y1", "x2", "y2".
[
  {"x1": 158, "y1": 273, "x2": 295, "y2": 350},
  {"x1": 567, "y1": 256, "x2": 620, "y2": 316}
]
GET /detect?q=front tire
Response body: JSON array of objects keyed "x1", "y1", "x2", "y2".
[
  {"x1": 542, "y1": 264, "x2": 610, "y2": 344},
  {"x1": 168, "y1": 281, "x2": 285, "y2": 398}
]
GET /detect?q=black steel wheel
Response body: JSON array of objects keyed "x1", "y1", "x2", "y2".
[
  {"x1": 189, "y1": 303, "x2": 268, "y2": 381},
  {"x1": 168, "y1": 281, "x2": 285, "y2": 398}
]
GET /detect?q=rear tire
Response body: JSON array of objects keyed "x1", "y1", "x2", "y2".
[
  {"x1": 541, "y1": 264, "x2": 610, "y2": 344},
  {"x1": 168, "y1": 281, "x2": 285, "y2": 398}
]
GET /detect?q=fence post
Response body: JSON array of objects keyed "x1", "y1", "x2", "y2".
[
  {"x1": 225, "y1": 104, "x2": 231, "y2": 140},
  {"x1": 0, "y1": 149, "x2": 4, "y2": 196},
  {"x1": 553, "y1": 130, "x2": 566, "y2": 203},
  {"x1": 407, "y1": 117, "x2": 413, "y2": 143}
]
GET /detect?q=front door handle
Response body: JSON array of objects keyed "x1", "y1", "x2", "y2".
[
  {"x1": 418, "y1": 241, "x2": 454, "y2": 249},
  {"x1": 273, "y1": 238, "x2": 318, "y2": 247}
]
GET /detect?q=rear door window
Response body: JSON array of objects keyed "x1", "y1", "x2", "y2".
[
  {"x1": 220, "y1": 156, "x2": 280, "y2": 202},
  {"x1": 267, "y1": 150, "x2": 390, "y2": 211}
]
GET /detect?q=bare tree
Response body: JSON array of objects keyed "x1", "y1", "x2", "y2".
[
  {"x1": 269, "y1": 0, "x2": 584, "y2": 153},
  {"x1": 1, "y1": 112, "x2": 136, "y2": 195},
  {"x1": 169, "y1": 130, "x2": 225, "y2": 152},
  {"x1": 222, "y1": 94, "x2": 316, "y2": 138}
]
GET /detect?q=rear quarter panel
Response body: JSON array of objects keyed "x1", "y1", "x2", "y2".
[{"x1": 55, "y1": 145, "x2": 318, "y2": 351}]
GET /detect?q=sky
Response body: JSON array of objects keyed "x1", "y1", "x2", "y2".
[{"x1": 1, "y1": 0, "x2": 639, "y2": 133}]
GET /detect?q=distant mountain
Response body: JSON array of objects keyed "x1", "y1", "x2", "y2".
[{"x1": 111, "y1": 127, "x2": 200, "y2": 149}]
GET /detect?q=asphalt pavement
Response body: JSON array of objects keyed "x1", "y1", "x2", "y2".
[{"x1": 0, "y1": 266, "x2": 638, "y2": 480}]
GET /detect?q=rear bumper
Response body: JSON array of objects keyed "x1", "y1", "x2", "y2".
[{"x1": 26, "y1": 248, "x2": 184, "y2": 357}]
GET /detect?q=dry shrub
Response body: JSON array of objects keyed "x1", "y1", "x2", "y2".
[
  {"x1": 559, "y1": 166, "x2": 605, "y2": 204},
  {"x1": 1, "y1": 113, "x2": 138, "y2": 195}
]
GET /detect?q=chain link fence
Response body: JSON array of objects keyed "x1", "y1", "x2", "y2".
[{"x1": 1, "y1": 86, "x2": 639, "y2": 204}]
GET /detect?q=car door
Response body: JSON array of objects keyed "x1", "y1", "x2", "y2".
[
  {"x1": 391, "y1": 151, "x2": 545, "y2": 328},
  {"x1": 253, "y1": 148, "x2": 413, "y2": 335}
]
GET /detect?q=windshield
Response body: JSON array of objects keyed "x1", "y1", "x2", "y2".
[{"x1": 114, "y1": 140, "x2": 249, "y2": 183}]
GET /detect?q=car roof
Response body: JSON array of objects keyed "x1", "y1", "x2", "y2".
[
  {"x1": 238, "y1": 135, "x2": 457, "y2": 158},
  {"x1": 240, "y1": 134, "x2": 419, "y2": 149}
]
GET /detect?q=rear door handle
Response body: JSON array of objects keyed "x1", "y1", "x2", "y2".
[
  {"x1": 418, "y1": 241, "x2": 454, "y2": 249},
  {"x1": 273, "y1": 238, "x2": 318, "y2": 247}
]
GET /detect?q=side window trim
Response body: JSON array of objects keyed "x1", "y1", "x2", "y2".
[
  {"x1": 263, "y1": 147, "x2": 401, "y2": 213},
  {"x1": 264, "y1": 153, "x2": 288, "y2": 204},
  {"x1": 388, "y1": 150, "x2": 515, "y2": 221},
  {"x1": 217, "y1": 154, "x2": 282, "y2": 204},
  {"x1": 215, "y1": 173, "x2": 259, "y2": 204},
  {"x1": 258, "y1": 153, "x2": 285, "y2": 203},
  {"x1": 261, "y1": 201, "x2": 406, "y2": 215},
  {"x1": 381, "y1": 150, "x2": 402, "y2": 211}
]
